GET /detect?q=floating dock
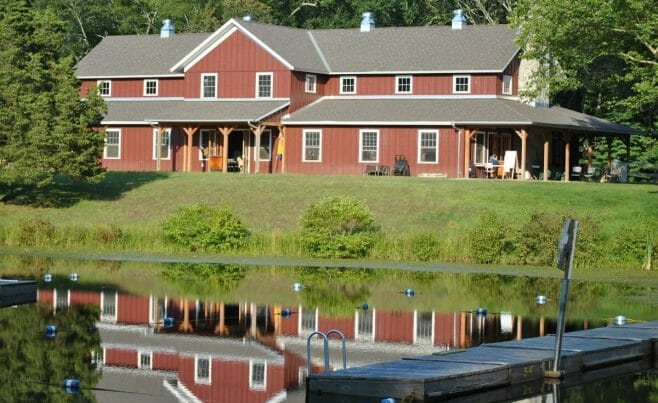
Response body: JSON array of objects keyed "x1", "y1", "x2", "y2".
[
  {"x1": 0, "y1": 279, "x2": 37, "y2": 307},
  {"x1": 307, "y1": 320, "x2": 658, "y2": 402}
]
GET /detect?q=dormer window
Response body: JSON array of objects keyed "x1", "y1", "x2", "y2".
[
  {"x1": 453, "y1": 75, "x2": 470, "y2": 93},
  {"x1": 340, "y1": 76, "x2": 356, "y2": 94},
  {"x1": 144, "y1": 79, "x2": 158, "y2": 96},
  {"x1": 201, "y1": 73, "x2": 217, "y2": 98},
  {"x1": 396, "y1": 75, "x2": 412, "y2": 94},
  {"x1": 305, "y1": 74, "x2": 317, "y2": 93},
  {"x1": 502, "y1": 75, "x2": 512, "y2": 95},
  {"x1": 256, "y1": 73, "x2": 273, "y2": 98},
  {"x1": 97, "y1": 80, "x2": 111, "y2": 97}
]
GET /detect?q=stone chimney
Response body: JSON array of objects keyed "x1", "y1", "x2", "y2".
[
  {"x1": 160, "y1": 19, "x2": 174, "y2": 38},
  {"x1": 451, "y1": 9, "x2": 466, "y2": 30}
]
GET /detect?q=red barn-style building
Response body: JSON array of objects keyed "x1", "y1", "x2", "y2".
[{"x1": 76, "y1": 12, "x2": 637, "y2": 180}]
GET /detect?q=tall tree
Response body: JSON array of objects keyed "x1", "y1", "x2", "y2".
[{"x1": 0, "y1": 1, "x2": 106, "y2": 194}]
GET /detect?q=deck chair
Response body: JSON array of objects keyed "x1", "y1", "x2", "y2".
[
  {"x1": 571, "y1": 166, "x2": 582, "y2": 180},
  {"x1": 393, "y1": 155, "x2": 410, "y2": 176}
]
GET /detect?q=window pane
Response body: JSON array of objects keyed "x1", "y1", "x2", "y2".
[
  {"x1": 455, "y1": 76, "x2": 469, "y2": 92},
  {"x1": 502, "y1": 75, "x2": 512, "y2": 95},
  {"x1": 397, "y1": 77, "x2": 411, "y2": 93},
  {"x1": 197, "y1": 358, "x2": 209, "y2": 379},
  {"x1": 105, "y1": 130, "x2": 119, "y2": 158},
  {"x1": 145, "y1": 80, "x2": 157, "y2": 95},
  {"x1": 251, "y1": 362, "x2": 265, "y2": 387},
  {"x1": 361, "y1": 131, "x2": 378, "y2": 162},
  {"x1": 259, "y1": 132, "x2": 271, "y2": 160},
  {"x1": 305, "y1": 75, "x2": 316, "y2": 93},
  {"x1": 258, "y1": 74, "x2": 272, "y2": 97},
  {"x1": 304, "y1": 131, "x2": 320, "y2": 161},
  {"x1": 203, "y1": 75, "x2": 216, "y2": 98},
  {"x1": 341, "y1": 77, "x2": 355, "y2": 93},
  {"x1": 419, "y1": 131, "x2": 437, "y2": 162}
]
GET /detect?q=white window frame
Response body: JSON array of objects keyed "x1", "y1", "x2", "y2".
[
  {"x1": 143, "y1": 79, "x2": 158, "y2": 96},
  {"x1": 249, "y1": 360, "x2": 267, "y2": 390},
  {"x1": 97, "y1": 80, "x2": 111, "y2": 97},
  {"x1": 138, "y1": 350, "x2": 153, "y2": 370},
  {"x1": 152, "y1": 128, "x2": 171, "y2": 160},
  {"x1": 395, "y1": 75, "x2": 413, "y2": 94},
  {"x1": 453, "y1": 75, "x2": 471, "y2": 94},
  {"x1": 340, "y1": 76, "x2": 356, "y2": 94},
  {"x1": 417, "y1": 130, "x2": 439, "y2": 164},
  {"x1": 257, "y1": 130, "x2": 272, "y2": 160},
  {"x1": 194, "y1": 355, "x2": 211, "y2": 384},
  {"x1": 103, "y1": 129, "x2": 121, "y2": 160},
  {"x1": 256, "y1": 72, "x2": 273, "y2": 98},
  {"x1": 305, "y1": 74, "x2": 317, "y2": 93},
  {"x1": 502, "y1": 75, "x2": 512, "y2": 95},
  {"x1": 200, "y1": 73, "x2": 217, "y2": 98},
  {"x1": 302, "y1": 129, "x2": 322, "y2": 162},
  {"x1": 359, "y1": 129, "x2": 379, "y2": 163}
]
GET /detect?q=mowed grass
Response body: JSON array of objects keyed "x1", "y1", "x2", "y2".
[{"x1": 0, "y1": 172, "x2": 656, "y2": 271}]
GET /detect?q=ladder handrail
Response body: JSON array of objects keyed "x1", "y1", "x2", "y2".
[
  {"x1": 325, "y1": 329, "x2": 347, "y2": 370},
  {"x1": 306, "y1": 331, "x2": 329, "y2": 374}
]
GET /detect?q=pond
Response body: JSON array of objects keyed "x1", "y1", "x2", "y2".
[{"x1": 0, "y1": 256, "x2": 656, "y2": 402}]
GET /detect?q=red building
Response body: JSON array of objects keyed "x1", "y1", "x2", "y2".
[{"x1": 76, "y1": 12, "x2": 637, "y2": 180}]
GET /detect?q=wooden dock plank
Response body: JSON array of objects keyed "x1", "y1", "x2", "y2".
[{"x1": 0, "y1": 279, "x2": 37, "y2": 307}]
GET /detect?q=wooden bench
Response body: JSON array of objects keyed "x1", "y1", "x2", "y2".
[{"x1": 363, "y1": 164, "x2": 390, "y2": 176}]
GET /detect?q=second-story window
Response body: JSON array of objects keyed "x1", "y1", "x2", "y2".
[
  {"x1": 396, "y1": 75, "x2": 412, "y2": 94},
  {"x1": 453, "y1": 75, "x2": 470, "y2": 94},
  {"x1": 340, "y1": 76, "x2": 356, "y2": 94},
  {"x1": 305, "y1": 74, "x2": 317, "y2": 93},
  {"x1": 256, "y1": 73, "x2": 273, "y2": 98},
  {"x1": 201, "y1": 73, "x2": 217, "y2": 98},
  {"x1": 97, "y1": 80, "x2": 111, "y2": 97},
  {"x1": 502, "y1": 75, "x2": 512, "y2": 95},
  {"x1": 144, "y1": 79, "x2": 158, "y2": 96}
]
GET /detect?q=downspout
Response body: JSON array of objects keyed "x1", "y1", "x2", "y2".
[{"x1": 452, "y1": 123, "x2": 462, "y2": 178}]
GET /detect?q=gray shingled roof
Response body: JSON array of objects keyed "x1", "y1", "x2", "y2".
[
  {"x1": 102, "y1": 100, "x2": 289, "y2": 124},
  {"x1": 76, "y1": 33, "x2": 210, "y2": 77},
  {"x1": 282, "y1": 97, "x2": 638, "y2": 135}
]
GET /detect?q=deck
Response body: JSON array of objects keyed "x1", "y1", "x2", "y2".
[
  {"x1": 307, "y1": 320, "x2": 658, "y2": 402},
  {"x1": 0, "y1": 279, "x2": 37, "y2": 307}
]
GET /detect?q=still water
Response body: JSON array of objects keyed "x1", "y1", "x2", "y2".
[{"x1": 0, "y1": 257, "x2": 656, "y2": 402}]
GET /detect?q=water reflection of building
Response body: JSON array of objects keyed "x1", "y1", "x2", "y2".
[{"x1": 37, "y1": 287, "x2": 585, "y2": 402}]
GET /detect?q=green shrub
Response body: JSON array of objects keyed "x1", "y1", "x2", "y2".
[
  {"x1": 517, "y1": 212, "x2": 565, "y2": 266},
  {"x1": 298, "y1": 196, "x2": 378, "y2": 258},
  {"x1": 16, "y1": 217, "x2": 54, "y2": 247},
  {"x1": 94, "y1": 224, "x2": 123, "y2": 245},
  {"x1": 468, "y1": 211, "x2": 517, "y2": 264},
  {"x1": 162, "y1": 203, "x2": 249, "y2": 252},
  {"x1": 411, "y1": 233, "x2": 440, "y2": 262}
]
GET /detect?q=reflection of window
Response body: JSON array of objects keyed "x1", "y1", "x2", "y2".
[
  {"x1": 104, "y1": 129, "x2": 121, "y2": 159},
  {"x1": 97, "y1": 80, "x2": 111, "y2": 96},
  {"x1": 195, "y1": 356, "x2": 211, "y2": 384},
  {"x1": 101, "y1": 291, "x2": 117, "y2": 322},
  {"x1": 303, "y1": 130, "x2": 321, "y2": 162},
  {"x1": 356, "y1": 309, "x2": 374, "y2": 339},
  {"x1": 144, "y1": 79, "x2": 158, "y2": 96},
  {"x1": 301, "y1": 307, "x2": 316, "y2": 332},
  {"x1": 138, "y1": 351, "x2": 152, "y2": 369},
  {"x1": 201, "y1": 73, "x2": 217, "y2": 98},
  {"x1": 305, "y1": 74, "x2": 317, "y2": 93},
  {"x1": 396, "y1": 75, "x2": 412, "y2": 94},
  {"x1": 340, "y1": 76, "x2": 356, "y2": 94},
  {"x1": 152, "y1": 128, "x2": 171, "y2": 160},
  {"x1": 55, "y1": 289, "x2": 69, "y2": 311},
  {"x1": 359, "y1": 130, "x2": 379, "y2": 163},
  {"x1": 453, "y1": 75, "x2": 470, "y2": 93},
  {"x1": 259, "y1": 131, "x2": 272, "y2": 160},
  {"x1": 502, "y1": 75, "x2": 512, "y2": 95},
  {"x1": 249, "y1": 360, "x2": 267, "y2": 390},
  {"x1": 416, "y1": 311, "x2": 433, "y2": 344},
  {"x1": 418, "y1": 130, "x2": 438, "y2": 163},
  {"x1": 256, "y1": 73, "x2": 273, "y2": 98}
]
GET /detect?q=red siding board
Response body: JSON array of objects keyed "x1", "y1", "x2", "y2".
[
  {"x1": 70, "y1": 291, "x2": 100, "y2": 306},
  {"x1": 318, "y1": 317, "x2": 355, "y2": 340},
  {"x1": 375, "y1": 311, "x2": 414, "y2": 343},
  {"x1": 116, "y1": 294, "x2": 150, "y2": 324},
  {"x1": 105, "y1": 348, "x2": 138, "y2": 368}
]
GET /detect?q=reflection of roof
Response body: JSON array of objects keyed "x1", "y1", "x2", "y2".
[
  {"x1": 101, "y1": 100, "x2": 289, "y2": 124},
  {"x1": 98, "y1": 323, "x2": 283, "y2": 363},
  {"x1": 282, "y1": 97, "x2": 640, "y2": 135},
  {"x1": 94, "y1": 367, "x2": 179, "y2": 403}
]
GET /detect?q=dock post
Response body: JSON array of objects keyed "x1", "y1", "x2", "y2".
[{"x1": 546, "y1": 219, "x2": 578, "y2": 378}]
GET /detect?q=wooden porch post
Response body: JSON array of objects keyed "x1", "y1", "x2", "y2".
[
  {"x1": 250, "y1": 124, "x2": 265, "y2": 174},
  {"x1": 463, "y1": 129, "x2": 474, "y2": 179},
  {"x1": 280, "y1": 126, "x2": 286, "y2": 174},
  {"x1": 182, "y1": 127, "x2": 199, "y2": 172},
  {"x1": 606, "y1": 136, "x2": 613, "y2": 168},
  {"x1": 563, "y1": 132, "x2": 571, "y2": 181},
  {"x1": 218, "y1": 126, "x2": 234, "y2": 172},
  {"x1": 156, "y1": 126, "x2": 163, "y2": 172},
  {"x1": 586, "y1": 135, "x2": 594, "y2": 168},
  {"x1": 514, "y1": 129, "x2": 528, "y2": 180},
  {"x1": 543, "y1": 131, "x2": 550, "y2": 181}
]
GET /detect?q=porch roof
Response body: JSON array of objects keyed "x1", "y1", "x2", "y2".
[
  {"x1": 282, "y1": 97, "x2": 640, "y2": 136},
  {"x1": 100, "y1": 99, "x2": 290, "y2": 125}
]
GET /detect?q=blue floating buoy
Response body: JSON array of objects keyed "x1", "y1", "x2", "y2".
[
  {"x1": 69, "y1": 273, "x2": 78, "y2": 282},
  {"x1": 475, "y1": 307, "x2": 487, "y2": 317},
  {"x1": 45, "y1": 325, "x2": 58, "y2": 338},
  {"x1": 361, "y1": 303, "x2": 369, "y2": 311},
  {"x1": 292, "y1": 282, "x2": 302, "y2": 292},
  {"x1": 614, "y1": 315, "x2": 626, "y2": 326},
  {"x1": 381, "y1": 398, "x2": 396, "y2": 403},
  {"x1": 163, "y1": 317, "x2": 174, "y2": 329},
  {"x1": 43, "y1": 273, "x2": 52, "y2": 283},
  {"x1": 404, "y1": 288, "x2": 415, "y2": 298},
  {"x1": 536, "y1": 295, "x2": 547, "y2": 305},
  {"x1": 281, "y1": 308, "x2": 292, "y2": 318},
  {"x1": 62, "y1": 378, "x2": 80, "y2": 394}
]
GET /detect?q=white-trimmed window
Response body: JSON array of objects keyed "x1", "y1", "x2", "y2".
[
  {"x1": 418, "y1": 130, "x2": 438, "y2": 163},
  {"x1": 359, "y1": 129, "x2": 379, "y2": 163},
  {"x1": 396, "y1": 75, "x2": 412, "y2": 94},
  {"x1": 201, "y1": 73, "x2": 217, "y2": 98},
  {"x1": 100, "y1": 290, "x2": 117, "y2": 322},
  {"x1": 97, "y1": 80, "x2": 111, "y2": 97},
  {"x1": 195, "y1": 355, "x2": 211, "y2": 384},
  {"x1": 144, "y1": 79, "x2": 158, "y2": 96},
  {"x1": 502, "y1": 75, "x2": 512, "y2": 95},
  {"x1": 453, "y1": 75, "x2": 470, "y2": 93},
  {"x1": 340, "y1": 76, "x2": 356, "y2": 94},
  {"x1": 256, "y1": 73, "x2": 273, "y2": 98},
  {"x1": 302, "y1": 129, "x2": 322, "y2": 162},
  {"x1": 249, "y1": 360, "x2": 267, "y2": 390},
  {"x1": 258, "y1": 130, "x2": 272, "y2": 160},
  {"x1": 152, "y1": 128, "x2": 171, "y2": 160},
  {"x1": 103, "y1": 129, "x2": 121, "y2": 159},
  {"x1": 305, "y1": 74, "x2": 317, "y2": 93},
  {"x1": 138, "y1": 351, "x2": 152, "y2": 369}
]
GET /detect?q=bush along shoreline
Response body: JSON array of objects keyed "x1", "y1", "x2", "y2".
[{"x1": 0, "y1": 197, "x2": 655, "y2": 271}]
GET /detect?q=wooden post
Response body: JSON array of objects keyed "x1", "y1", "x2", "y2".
[
  {"x1": 182, "y1": 127, "x2": 198, "y2": 172},
  {"x1": 516, "y1": 315, "x2": 523, "y2": 340},
  {"x1": 463, "y1": 129, "x2": 474, "y2": 179},
  {"x1": 539, "y1": 315, "x2": 545, "y2": 337},
  {"x1": 250, "y1": 124, "x2": 265, "y2": 174},
  {"x1": 218, "y1": 126, "x2": 234, "y2": 172},
  {"x1": 543, "y1": 131, "x2": 550, "y2": 181},
  {"x1": 156, "y1": 126, "x2": 163, "y2": 171},
  {"x1": 586, "y1": 135, "x2": 594, "y2": 168},
  {"x1": 563, "y1": 133, "x2": 571, "y2": 181},
  {"x1": 214, "y1": 302, "x2": 226, "y2": 335},
  {"x1": 515, "y1": 129, "x2": 528, "y2": 180},
  {"x1": 607, "y1": 136, "x2": 613, "y2": 168},
  {"x1": 280, "y1": 126, "x2": 286, "y2": 174}
]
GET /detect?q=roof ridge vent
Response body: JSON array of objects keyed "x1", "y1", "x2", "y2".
[
  {"x1": 160, "y1": 19, "x2": 174, "y2": 38},
  {"x1": 360, "y1": 12, "x2": 375, "y2": 32},
  {"x1": 451, "y1": 9, "x2": 466, "y2": 30}
]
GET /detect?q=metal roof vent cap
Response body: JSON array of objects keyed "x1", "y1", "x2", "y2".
[
  {"x1": 160, "y1": 19, "x2": 175, "y2": 38},
  {"x1": 451, "y1": 9, "x2": 467, "y2": 30},
  {"x1": 243, "y1": 16, "x2": 252, "y2": 21},
  {"x1": 360, "y1": 12, "x2": 375, "y2": 32}
]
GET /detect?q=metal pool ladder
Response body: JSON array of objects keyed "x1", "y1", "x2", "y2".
[{"x1": 306, "y1": 329, "x2": 347, "y2": 374}]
